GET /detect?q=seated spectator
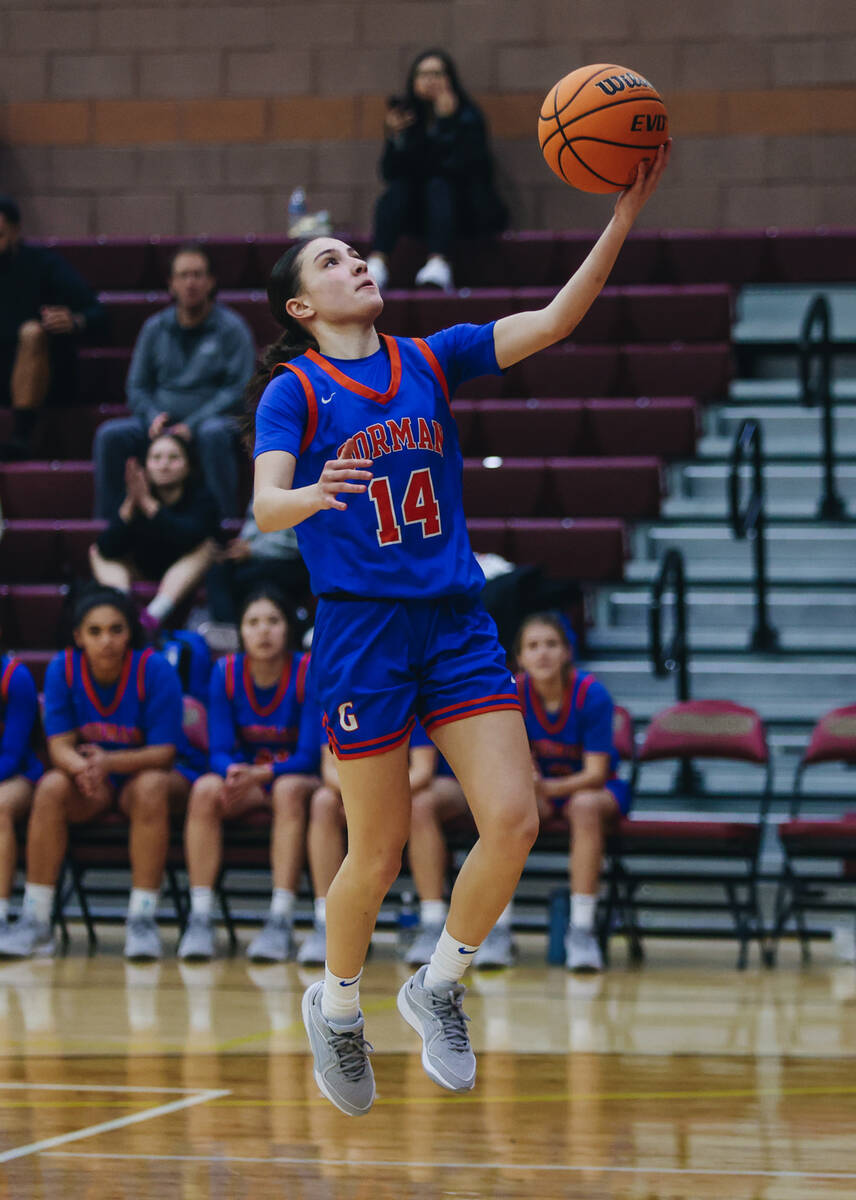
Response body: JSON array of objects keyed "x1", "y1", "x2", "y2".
[
  {"x1": 297, "y1": 722, "x2": 450, "y2": 967},
  {"x1": 93, "y1": 243, "x2": 255, "y2": 520},
  {"x1": 0, "y1": 637, "x2": 44, "y2": 929},
  {"x1": 90, "y1": 433, "x2": 220, "y2": 638},
  {"x1": 513, "y1": 613, "x2": 631, "y2": 972},
  {"x1": 0, "y1": 587, "x2": 188, "y2": 961},
  {"x1": 178, "y1": 588, "x2": 320, "y2": 963},
  {"x1": 205, "y1": 498, "x2": 310, "y2": 629},
  {"x1": 0, "y1": 195, "x2": 106, "y2": 460},
  {"x1": 365, "y1": 49, "x2": 508, "y2": 293}
]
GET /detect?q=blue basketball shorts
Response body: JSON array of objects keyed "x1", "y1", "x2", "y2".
[{"x1": 310, "y1": 595, "x2": 521, "y2": 760}]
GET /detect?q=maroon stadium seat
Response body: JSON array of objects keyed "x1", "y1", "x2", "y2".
[
  {"x1": 506, "y1": 517, "x2": 627, "y2": 580},
  {"x1": 558, "y1": 231, "x2": 664, "y2": 286},
  {"x1": 766, "y1": 229, "x2": 856, "y2": 284},
  {"x1": 584, "y1": 397, "x2": 699, "y2": 459},
  {"x1": 660, "y1": 230, "x2": 767, "y2": 285},
  {"x1": 622, "y1": 284, "x2": 732, "y2": 342},
  {"x1": 461, "y1": 399, "x2": 586, "y2": 458},
  {"x1": 500, "y1": 345, "x2": 619, "y2": 400},
  {"x1": 37, "y1": 237, "x2": 152, "y2": 291},
  {"x1": 547, "y1": 456, "x2": 664, "y2": 518},
  {"x1": 148, "y1": 235, "x2": 259, "y2": 290},
  {"x1": 466, "y1": 518, "x2": 510, "y2": 558},
  {"x1": 0, "y1": 463, "x2": 93, "y2": 519},
  {"x1": 78, "y1": 349, "x2": 131, "y2": 404},
  {"x1": 0, "y1": 523, "x2": 64, "y2": 582},
  {"x1": 620, "y1": 343, "x2": 732, "y2": 398},
  {"x1": 2, "y1": 585, "x2": 66, "y2": 649},
  {"x1": 58, "y1": 521, "x2": 107, "y2": 576},
  {"x1": 218, "y1": 292, "x2": 280, "y2": 345},
  {"x1": 462, "y1": 460, "x2": 546, "y2": 518}
]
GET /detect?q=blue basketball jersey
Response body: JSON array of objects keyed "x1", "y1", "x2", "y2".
[
  {"x1": 0, "y1": 654, "x2": 43, "y2": 783},
  {"x1": 254, "y1": 323, "x2": 502, "y2": 599},
  {"x1": 43, "y1": 648, "x2": 182, "y2": 752},
  {"x1": 518, "y1": 670, "x2": 619, "y2": 780},
  {"x1": 208, "y1": 652, "x2": 319, "y2": 777}
]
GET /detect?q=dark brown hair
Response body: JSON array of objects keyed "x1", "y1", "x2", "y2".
[
  {"x1": 243, "y1": 237, "x2": 321, "y2": 446},
  {"x1": 512, "y1": 612, "x2": 576, "y2": 679}
]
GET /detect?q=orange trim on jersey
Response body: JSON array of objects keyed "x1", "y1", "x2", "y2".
[
  {"x1": 575, "y1": 672, "x2": 594, "y2": 711},
  {"x1": 527, "y1": 672, "x2": 574, "y2": 736},
  {"x1": 244, "y1": 654, "x2": 292, "y2": 718},
  {"x1": 421, "y1": 691, "x2": 522, "y2": 726},
  {"x1": 295, "y1": 653, "x2": 310, "y2": 705},
  {"x1": 412, "y1": 337, "x2": 452, "y2": 412},
  {"x1": 1, "y1": 657, "x2": 19, "y2": 702},
  {"x1": 65, "y1": 648, "x2": 74, "y2": 689},
  {"x1": 278, "y1": 362, "x2": 319, "y2": 454},
  {"x1": 304, "y1": 334, "x2": 402, "y2": 406},
  {"x1": 224, "y1": 654, "x2": 236, "y2": 701},
  {"x1": 424, "y1": 702, "x2": 523, "y2": 734},
  {"x1": 80, "y1": 650, "x2": 134, "y2": 718},
  {"x1": 136, "y1": 647, "x2": 153, "y2": 701}
]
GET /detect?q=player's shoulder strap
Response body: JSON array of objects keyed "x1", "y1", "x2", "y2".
[
  {"x1": 64, "y1": 647, "x2": 76, "y2": 689},
  {"x1": 224, "y1": 653, "x2": 238, "y2": 701},
  {"x1": 272, "y1": 360, "x2": 318, "y2": 454},
  {"x1": 410, "y1": 337, "x2": 451, "y2": 410},
  {"x1": 574, "y1": 671, "x2": 595, "y2": 712},
  {"x1": 295, "y1": 653, "x2": 311, "y2": 705},
  {"x1": 1, "y1": 656, "x2": 20, "y2": 703},
  {"x1": 136, "y1": 647, "x2": 154, "y2": 701}
]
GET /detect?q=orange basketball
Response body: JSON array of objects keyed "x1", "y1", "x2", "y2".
[{"x1": 538, "y1": 63, "x2": 669, "y2": 194}]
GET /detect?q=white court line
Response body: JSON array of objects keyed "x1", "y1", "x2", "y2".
[
  {"x1": 40, "y1": 1152, "x2": 856, "y2": 1181},
  {"x1": 0, "y1": 1088, "x2": 230, "y2": 1164},
  {"x1": 0, "y1": 1082, "x2": 211, "y2": 1095}
]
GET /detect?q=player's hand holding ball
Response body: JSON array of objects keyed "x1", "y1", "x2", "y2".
[{"x1": 314, "y1": 436, "x2": 373, "y2": 513}]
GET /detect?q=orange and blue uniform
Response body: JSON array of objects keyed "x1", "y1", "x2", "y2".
[
  {"x1": 254, "y1": 323, "x2": 520, "y2": 759},
  {"x1": 0, "y1": 654, "x2": 43, "y2": 784}
]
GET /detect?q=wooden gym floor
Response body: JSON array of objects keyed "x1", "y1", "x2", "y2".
[{"x1": 0, "y1": 931, "x2": 854, "y2": 1199}]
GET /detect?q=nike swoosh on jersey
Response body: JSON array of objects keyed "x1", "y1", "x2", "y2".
[{"x1": 321, "y1": 392, "x2": 336, "y2": 404}]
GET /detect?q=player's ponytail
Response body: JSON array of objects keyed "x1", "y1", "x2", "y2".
[{"x1": 244, "y1": 237, "x2": 321, "y2": 446}]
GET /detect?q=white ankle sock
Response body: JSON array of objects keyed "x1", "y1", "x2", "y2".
[
  {"x1": 128, "y1": 888, "x2": 159, "y2": 919},
  {"x1": 420, "y1": 899, "x2": 448, "y2": 927},
  {"x1": 495, "y1": 901, "x2": 514, "y2": 929},
  {"x1": 571, "y1": 893, "x2": 596, "y2": 932},
  {"x1": 190, "y1": 887, "x2": 212, "y2": 917},
  {"x1": 145, "y1": 594, "x2": 175, "y2": 623},
  {"x1": 22, "y1": 883, "x2": 54, "y2": 925},
  {"x1": 321, "y1": 965, "x2": 361, "y2": 1023},
  {"x1": 0, "y1": 898, "x2": 9, "y2": 922},
  {"x1": 313, "y1": 896, "x2": 326, "y2": 926},
  {"x1": 270, "y1": 889, "x2": 295, "y2": 920},
  {"x1": 424, "y1": 924, "x2": 479, "y2": 989}
]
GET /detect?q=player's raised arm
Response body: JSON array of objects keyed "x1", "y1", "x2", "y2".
[
  {"x1": 493, "y1": 140, "x2": 671, "y2": 370},
  {"x1": 254, "y1": 441, "x2": 373, "y2": 532}
]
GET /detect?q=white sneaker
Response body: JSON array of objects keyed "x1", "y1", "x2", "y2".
[
  {"x1": 472, "y1": 925, "x2": 516, "y2": 969},
  {"x1": 365, "y1": 253, "x2": 389, "y2": 292},
  {"x1": 415, "y1": 255, "x2": 453, "y2": 291},
  {"x1": 565, "y1": 925, "x2": 604, "y2": 972}
]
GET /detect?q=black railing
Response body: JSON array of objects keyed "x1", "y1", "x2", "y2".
[
  {"x1": 650, "y1": 548, "x2": 690, "y2": 703},
  {"x1": 799, "y1": 294, "x2": 847, "y2": 520},
  {"x1": 729, "y1": 418, "x2": 779, "y2": 652}
]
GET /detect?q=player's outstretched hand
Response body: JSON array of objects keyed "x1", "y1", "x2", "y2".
[
  {"x1": 613, "y1": 138, "x2": 671, "y2": 226},
  {"x1": 314, "y1": 437, "x2": 373, "y2": 513}
]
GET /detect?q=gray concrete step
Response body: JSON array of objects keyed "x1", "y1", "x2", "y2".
[
  {"x1": 671, "y1": 463, "x2": 856, "y2": 505},
  {"x1": 632, "y1": 524, "x2": 856, "y2": 574},
  {"x1": 587, "y1": 625, "x2": 856, "y2": 654},
  {"x1": 710, "y1": 405, "x2": 856, "y2": 456},
  {"x1": 734, "y1": 285, "x2": 856, "y2": 346},
  {"x1": 728, "y1": 378, "x2": 856, "y2": 404},
  {"x1": 598, "y1": 587, "x2": 856, "y2": 634}
]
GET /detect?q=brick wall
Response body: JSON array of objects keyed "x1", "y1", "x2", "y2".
[{"x1": 1, "y1": 0, "x2": 855, "y2": 237}]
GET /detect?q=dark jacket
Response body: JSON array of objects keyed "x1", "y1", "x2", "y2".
[
  {"x1": 97, "y1": 482, "x2": 221, "y2": 580},
  {"x1": 0, "y1": 242, "x2": 106, "y2": 344}
]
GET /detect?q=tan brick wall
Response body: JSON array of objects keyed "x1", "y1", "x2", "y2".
[{"x1": 1, "y1": 0, "x2": 855, "y2": 236}]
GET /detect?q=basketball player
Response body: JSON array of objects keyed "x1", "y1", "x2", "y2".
[
  {"x1": 0, "y1": 586, "x2": 187, "y2": 960},
  {"x1": 513, "y1": 613, "x2": 629, "y2": 971},
  {"x1": 178, "y1": 587, "x2": 320, "y2": 963},
  {"x1": 0, "y1": 636, "x2": 43, "y2": 930},
  {"x1": 251, "y1": 142, "x2": 669, "y2": 1115}
]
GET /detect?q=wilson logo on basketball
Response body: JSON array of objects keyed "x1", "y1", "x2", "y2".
[{"x1": 595, "y1": 73, "x2": 653, "y2": 96}]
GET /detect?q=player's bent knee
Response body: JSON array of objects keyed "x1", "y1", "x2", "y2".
[
  {"x1": 188, "y1": 775, "x2": 225, "y2": 819},
  {"x1": 570, "y1": 791, "x2": 605, "y2": 823},
  {"x1": 310, "y1": 786, "x2": 341, "y2": 823},
  {"x1": 127, "y1": 770, "x2": 170, "y2": 818},
  {"x1": 32, "y1": 770, "x2": 74, "y2": 813},
  {"x1": 18, "y1": 320, "x2": 48, "y2": 348}
]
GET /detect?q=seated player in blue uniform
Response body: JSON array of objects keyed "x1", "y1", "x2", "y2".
[
  {"x1": 0, "y1": 587, "x2": 186, "y2": 961},
  {"x1": 297, "y1": 719, "x2": 459, "y2": 967},
  {"x1": 178, "y1": 587, "x2": 320, "y2": 963},
  {"x1": 250, "y1": 142, "x2": 669, "y2": 1115},
  {"x1": 514, "y1": 613, "x2": 631, "y2": 972},
  {"x1": 0, "y1": 632, "x2": 43, "y2": 930}
]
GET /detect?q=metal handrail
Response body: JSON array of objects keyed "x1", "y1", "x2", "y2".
[
  {"x1": 799, "y1": 294, "x2": 847, "y2": 520},
  {"x1": 650, "y1": 547, "x2": 690, "y2": 703},
  {"x1": 729, "y1": 418, "x2": 779, "y2": 652}
]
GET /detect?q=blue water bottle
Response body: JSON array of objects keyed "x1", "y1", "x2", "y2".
[{"x1": 287, "y1": 187, "x2": 307, "y2": 235}]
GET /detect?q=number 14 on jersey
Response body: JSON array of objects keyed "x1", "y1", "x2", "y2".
[{"x1": 368, "y1": 468, "x2": 442, "y2": 546}]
